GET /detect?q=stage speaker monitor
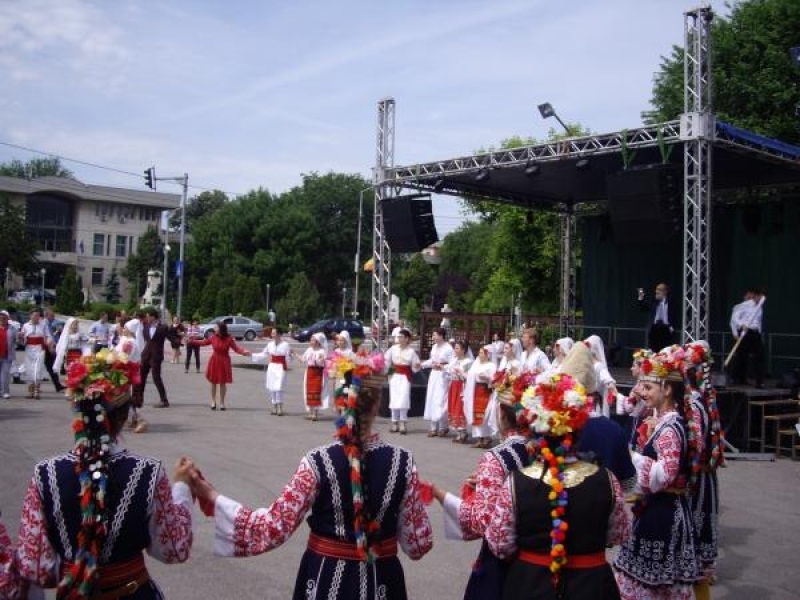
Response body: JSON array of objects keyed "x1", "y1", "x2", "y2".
[
  {"x1": 606, "y1": 164, "x2": 681, "y2": 244},
  {"x1": 382, "y1": 194, "x2": 439, "y2": 253}
]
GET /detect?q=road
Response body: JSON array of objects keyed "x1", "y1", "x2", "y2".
[{"x1": 1, "y1": 342, "x2": 799, "y2": 599}]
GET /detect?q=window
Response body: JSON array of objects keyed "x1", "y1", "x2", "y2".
[
  {"x1": 25, "y1": 194, "x2": 75, "y2": 253},
  {"x1": 93, "y1": 233, "x2": 105, "y2": 256},
  {"x1": 116, "y1": 235, "x2": 127, "y2": 257},
  {"x1": 91, "y1": 268, "x2": 104, "y2": 286}
]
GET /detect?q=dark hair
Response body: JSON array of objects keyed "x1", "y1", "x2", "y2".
[
  {"x1": 434, "y1": 327, "x2": 446, "y2": 338},
  {"x1": 217, "y1": 322, "x2": 229, "y2": 338},
  {"x1": 146, "y1": 307, "x2": 160, "y2": 318},
  {"x1": 498, "y1": 403, "x2": 518, "y2": 431},
  {"x1": 454, "y1": 340, "x2": 468, "y2": 353}
]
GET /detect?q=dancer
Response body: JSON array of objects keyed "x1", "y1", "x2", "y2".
[
  {"x1": 0, "y1": 310, "x2": 18, "y2": 399},
  {"x1": 12, "y1": 350, "x2": 195, "y2": 599},
  {"x1": 188, "y1": 321, "x2": 251, "y2": 410},
  {"x1": 485, "y1": 373, "x2": 630, "y2": 600},
  {"x1": 190, "y1": 384, "x2": 433, "y2": 599},
  {"x1": 328, "y1": 331, "x2": 356, "y2": 413},
  {"x1": 115, "y1": 325, "x2": 148, "y2": 433},
  {"x1": 423, "y1": 327, "x2": 454, "y2": 437},
  {"x1": 52, "y1": 317, "x2": 89, "y2": 375},
  {"x1": 585, "y1": 335, "x2": 618, "y2": 418},
  {"x1": 19, "y1": 308, "x2": 51, "y2": 399},
  {"x1": 487, "y1": 339, "x2": 522, "y2": 440},
  {"x1": 426, "y1": 382, "x2": 529, "y2": 599},
  {"x1": 446, "y1": 340, "x2": 473, "y2": 444},
  {"x1": 520, "y1": 328, "x2": 551, "y2": 375},
  {"x1": 184, "y1": 318, "x2": 203, "y2": 373},
  {"x1": 384, "y1": 328, "x2": 421, "y2": 434},
  {"x1": 135, "y1": 308, "x2": 170, "y2": 408},
  {"x1": 302, "y1": 332, "x2": 329, "y2": 421},
  {"x1": 536, "y1": 336, "x2": 574, "y2": 382},
  {"x1": 253, "y1": 328, "x2": 292, "y2": 415},
  {"x1": 463, "y1": 346, "x2": 497, "y2": 449},
  {"x1": 614, "y1": 347, "x2": 701, "y2": 600}
]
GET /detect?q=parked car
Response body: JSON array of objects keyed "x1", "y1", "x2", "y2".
[
  {"x1": 199, "y1": 316, "x2": 263, "y2": 341},
  {"x1": 295, "y1": 319, "x2": 365, "y2": 343},
  {"x1": 9, "y1": 290, "x2": 33, "y2": 304}
]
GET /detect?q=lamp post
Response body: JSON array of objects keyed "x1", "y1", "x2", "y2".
[
  {"x1": 40, "y1": 268, "x2": 46, "y2": 306},
  {"x1": 537, "y1": 102, "x2": 571, "y2": 135},
  {"x1": 353, "y1": 187, "x2": 371, "y2": 319},
  {"x1": 341, "y1": 287, "x2": 347, "y2": 318},
  {"x1": 4, "y1": 267, "x2": 10, "y2": 302},
  {"x1": 161, "y1": 244, "x2": 171, "y2": 315},
  {"x1": 265, "y1": 283, "x2": 271, "y2": 315}
]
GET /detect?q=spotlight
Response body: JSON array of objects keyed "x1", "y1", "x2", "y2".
[
  {"x1": 433, "y1": 178, "x2": 445, "y2": 192},
  {"x1": 524, "y1": 162, "x2": 540, "y2": 176},
  {"x1": 575, "y1": 158, "x2": 590, "y2": 170},
  {"x1": 475, "y1": 169, "x2": 490, "y2": 183}
]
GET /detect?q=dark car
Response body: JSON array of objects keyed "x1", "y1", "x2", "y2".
[{"x1": 295, "y1": 319, "x2": 365, "y2": 343}]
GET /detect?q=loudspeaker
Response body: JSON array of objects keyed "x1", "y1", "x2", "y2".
[
  {"x1": 606, "y1": 165, "x2": 681, "y2": 244},
  {"x1": 382, "y1": 194, "x2": 439, "y2": 252}
]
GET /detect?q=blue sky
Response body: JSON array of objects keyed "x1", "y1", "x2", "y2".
[{"x1": 0, "y1": 0, "x2": 711, "y2": 236}]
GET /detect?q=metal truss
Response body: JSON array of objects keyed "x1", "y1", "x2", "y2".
[
  {"x1": 372, "y1": 98, "x2": 395, "y2": 349},
  {"x1": 559, "y1": 212, "x2": 577, "y2": 338},
  {"x1": 681, "y1": 6, "x2": 714, "y2": 343}
]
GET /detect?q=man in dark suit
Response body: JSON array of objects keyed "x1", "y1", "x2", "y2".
[
  {"x1": 136, "y1": 307, "x2": 170, "y2": 408},
  {"x1": 638, "y1": 282, "x2": 677, "y2": 351}
]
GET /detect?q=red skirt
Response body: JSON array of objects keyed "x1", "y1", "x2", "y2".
[
  {"x1": 306, "y1": 366, "x2": 323, "y2": 407},
  {"x1": 472, "y1": 383, "x2": 491, "y2": 426},
  {"x1": 205, "y1": 353, "x2": 233, "y2": 384},
  {"x1": 448, "y1": 379, "x2": 466, "y2": 429}
]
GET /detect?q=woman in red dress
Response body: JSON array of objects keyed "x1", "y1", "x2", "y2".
[{"x1": 188, "y1": 321, "x2": 251, "y2": 410}]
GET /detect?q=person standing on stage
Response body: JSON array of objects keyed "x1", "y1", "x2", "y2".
[
  {"x1": 728, "y1": 287, "x2": 766, "y2": 388},
  {"x1": 302, "y1": 332, "x2": 329, "y2": 421},
  {"x1": 19, "y1": 308, "x2": 52, "y2": 399},
  {"x1": 423, "y1": 327, "x2": 454, "y2": 437},
  {"x1": 638, "y1": 282, "x2": 676, "y2": 352},
  {"x1": 89, "y1": 312, "x2": 112, "y2": 353},
  {"x1": 42, "y1": 308, "x2": 66, "y2": 391},
  {"x1": 253, "y1": 328, "x2": 292, "y2": 416},
  {"x1": 0, "y1": 310, "x2": 17, "y2": 399},
  {"x1": 384, "y1": 328, "x2": 421, "y2": 434},
  {"x1": 187, "y1": 321, "x2": 251, "y2": 410},
  {"x1": 135, "y1": 307, "x2": 170, "y2": 408},
  {"x1": 520, "y1": 328, "x2": 551, "y2": 376},
  {"x1": 184, "y1": 318, "x2": 204, "y2": 373}
]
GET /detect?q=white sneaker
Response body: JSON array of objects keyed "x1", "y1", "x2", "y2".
[
  {"x1": 795, "y1": 423, "x2": 800, "y2": 437},
  {"x1": 2, "y1": 393, "x2": 9, "y2": 399}
]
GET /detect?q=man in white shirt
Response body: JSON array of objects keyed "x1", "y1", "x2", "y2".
[
  {"x1": 520, "y1": 328, "x2": 551, "y2": 375},
  {"x1": 728, "y1": 287, "x2": 766, "y2": 388}
]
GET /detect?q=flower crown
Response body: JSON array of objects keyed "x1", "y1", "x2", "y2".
[
  {"x1": 632, "y1": 348, "x2": 654, "y2": 365},
  {"x1": 638, "y1": 346, "x2": 684, "y2": 382},
  {"x1": 67, "y1": 348, "x2": 141, "y2": 407},
  {"x1": 519, "y1": 373, "x2": 590, "y2": 436}
]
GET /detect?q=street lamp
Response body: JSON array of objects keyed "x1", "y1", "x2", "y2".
[
  {"x1": 537, "y1": 102, "x2": 571, "y2": 135},
  {"x1": 265, "y1": 283, "x2": 271, "y2": 315},
  {"x1": 353, "y1": 187, "x2": 371, "y2": 319},
  {"x1": 4, "y1": 267, "x2": 10, "y2": 302},
  {"x1": 40, "y1": 268, "x2": 46, "y2": 306},
  {"x1": 342, "y1": 287, "x2": 347, "y2": 318},
  {"x1": 161, "y1": 244, "x2": 171, "y2": 314}
]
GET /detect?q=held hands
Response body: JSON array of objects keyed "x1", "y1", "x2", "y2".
[{"x1": 173, "y1": 456, "x2": 196, "y2": 485}]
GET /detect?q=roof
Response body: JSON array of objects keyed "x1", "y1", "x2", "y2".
[{"x1": 0, "y1": 175, "x2": 180, "y2": 209}]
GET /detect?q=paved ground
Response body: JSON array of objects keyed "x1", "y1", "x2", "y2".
[{"x1": 1, "y1": 341, "x2": 799, "y2": 599}]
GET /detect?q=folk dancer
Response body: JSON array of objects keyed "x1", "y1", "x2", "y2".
[
  {"x1": 187, "y1": 321, "x2": 251, "y2": 411},
  {"x1": 487, "y1": 339, "x2": 522, "y2": 440},
  {"x1": 0, "y1": 311, "x2": 18, "y2": 400},
  {"x1": 384, "y1": 328, "x2": 421, "y2": 435},
  {"x1": 423, "y1": 327, "x2": 454, "y2": 437},
  {"x1": 327, "y1": 331, "x2": 356, "y2": 414},
  {"x1": 302, "y1": 333, "x2": 329, "y2": 421},
  {"x1": 53, "y1": 317, "x2": 90, "y2": 376},
  {"x1": 463, "y1": 346, "x2": 497, "y2": 449},
  {"x1": 253, "y1": 327, "x2": 292, "y2": 416},
  {"x1": 520, "y1": 328, "x2": 551, "y2": 377},
  {"x1": 536, "y1": 337, "x2": 574, "y2": 383},
  {"x1": 584, "y1": 335, "x2": 618, "y2": 418},
  {"x1": 446, "y1": 340, "x2": 473, "y2": 444},
  {"x1": 19, "y1": 308, "x2": 51, "y2": 399},
  {"x1": 42, "y1": 308, "x2": 66, "y2": 391}
]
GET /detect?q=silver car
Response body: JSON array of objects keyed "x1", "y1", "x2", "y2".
[{"x1": 200, "y1": 316, "x2": 263, "y2": 341}]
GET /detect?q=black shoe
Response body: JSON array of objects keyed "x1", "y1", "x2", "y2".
[
  {"x1": 211, "y1": 404, "x2": 217, "y2": 410},
  {"x1": 153, "y1": 402, "x2": 170, "y2": 408},
  {"x1": 220, "y1": 406, "x2": 226, "y2": 411},
  {"x1": 55, "y1": 385, "x2": 67, "y2": 392}
]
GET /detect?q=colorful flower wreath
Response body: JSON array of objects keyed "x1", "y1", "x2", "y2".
[{"x1": 683, "y1": 342, "x2": 725, "y2": 470}]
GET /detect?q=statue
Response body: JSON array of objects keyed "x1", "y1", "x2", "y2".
[{"x1": 141, "y1": 269, "x2": 162, "y2": 308}]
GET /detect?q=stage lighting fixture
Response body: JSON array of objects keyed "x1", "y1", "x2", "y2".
[
  {"x1": 433, "y1": 178, "x2": 445, "y2": 192},
  {"x1": 575, "y1": 158, "x2": 590, "y2": 170},
  {"x1": 524, "y1": 162, "x2": 540, "y2": 176},
  {"x1": 475, "y1": 169, "x2": 490, "y2": 183},
  {"x1": 537, "y1": 101, "x2": 570, "y2": 134}
]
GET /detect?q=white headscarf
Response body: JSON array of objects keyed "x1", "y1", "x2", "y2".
[
  {"x1": 313, "y1": 332, "x2": 328, "y2": 352},
  {"x1": 53, "y1": 317, "x2": 77, "y2": 373},
  {"x1": 337, "y1": 330, "x2": 352, "y2": 351},
  {"x1": 554, "y1": 337, "x2": 575, "y2": 360},
  {"x1": 509, "y1": 338, "x2": 523, "y2": 361},
  {"x1": 585, "y1": 335, "x2": 608, "y2": 369},
  {"x1": 125, "y1": 317, "x2": 145, "y2": 358}
]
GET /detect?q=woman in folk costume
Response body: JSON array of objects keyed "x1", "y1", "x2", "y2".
[
  {"x1": 584, "y1": 335, "x2": 618, "y2": 418},
  {"x1": 423, "y1": 327, "x2": 455, "y2": 437},
  {"x1": 53, "y1": 318, "x2": 90, "y2": 375},
  {"x1": 187, "y1": 321, "x2": 251, "y2": 411},
  {"x1": 253, "y1": 328, "x2": 292, "y2": 416},
  {"x1": 682, "y1": 341, "x2": 723, "y2": 600},
  {"x1": 462, "y1": 346, "x2": 497, "y2": 449},
  {"x1": 302, "y1": 333, "x2": 329, "y2": 421},
  {"x1": 384, "y1": 328, "x2": 421, "y2": 435},
  {"x1": 113, "y1": 325, "x2": 150, "y2": 433},
  {"x1": 12, "y1": 349, "x2": 195, "y2": 600},
  {"x1": 446, "y1": 340, "x2": 473, "y2": 444},
  {"x1": 485, "y1": 373, "x2": 630, "y2": 600},
  {"x1": 613, "y1": 347, "x2": 702, "y2": 600},
  {"x1": 327, "y1": 331, "x2": 356, "y2": 413},
  {"x1": 425, "y1": 376, "x2": 530, "y2": 599},
  {"x1": 20, "y1": 308, "x2": 52, "y2": 399},
  {"x1": 535, "y1": 337, "x2": 574, "y2": 384},
  {"x1": 191, "y1": 381, "x2": 433, "y2": 600},
  {"x1": 487, "y1": 339, "x2": 522, "y2": 439}
]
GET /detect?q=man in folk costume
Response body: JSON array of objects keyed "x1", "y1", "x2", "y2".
[
  {"x1": 423, "y1": 327, "x2": 454, "y2": 437},
  {"x1": 520, "y1": 328, "x2": 551, "y2": 376},
  {"x1": 20, "y1": 308, "x2": 52, "y2": 399},
  {"x1": 302, "y1": 332, "x2": 329, "y2": 421},
  {"x1": 384, "y1": 328, "x2": 421, "y2": 435},
  {"x1": 253, "y1": 328, "x2": 292, "y2": 415}
]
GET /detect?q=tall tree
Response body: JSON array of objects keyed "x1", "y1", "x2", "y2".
[
  {"x1": 169, "y1": 189, "x2": 228, "y2": 232},
  {"x1": 274, "y1": 272, "x2": 321, "y2": 326},
  {"x1": 104, "y1": 270, "x2": 121, "y2": 303},
  {"x1": 0, "y1": 194, "x2": 38, "y2": 274},
  {"x1": 56, "y1": 267, "x2": 83, "y2": 314},
  {"x1": 0, "y1": 157, "x2": 74, "y2": 178},
  {"x1": 645, "y1": 0, "x2": 800, "y2": 144}
]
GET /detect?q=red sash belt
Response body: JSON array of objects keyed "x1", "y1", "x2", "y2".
[
  {"x1": 61, "y1": 554, "x2": 149, "y2": 599},
  {"x1": 394, "y1": 365, "x2": 412, "y2": 381},
  {"x1": 271, "y1": 355, "x2": 287, "y2": 370},
  {"x1": 308, "y1": 533, "x2": 398, "y2": 560},
  {"x1": 518, "y1": 550, "x2": 606, "y2": 569},
  {"x1": 26, "y1": 335, "x2": 46, "y2": 348}
]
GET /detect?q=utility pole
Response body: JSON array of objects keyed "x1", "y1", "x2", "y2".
[{"x1": 353, "y1": 187, "x2": 371, "y2": 320}]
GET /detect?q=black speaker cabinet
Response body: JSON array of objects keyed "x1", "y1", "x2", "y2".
[{"x1": 382, "y1": 194, "x2": 439, "y2": 252}]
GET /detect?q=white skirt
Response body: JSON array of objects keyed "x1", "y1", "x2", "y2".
[
  {"x1": 388, "y1": 373, "x2": 411, "y2": 410},
  {"x1": 265, "y1": 363, "x2": 286, "y2": 392},
  {"x1": 423, "y1": 369, "x2": 448, "y2": 422}
]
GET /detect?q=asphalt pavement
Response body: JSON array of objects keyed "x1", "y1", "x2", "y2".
[{"x1": 1, "y1": 340, "x2": 799, "y2": 599}]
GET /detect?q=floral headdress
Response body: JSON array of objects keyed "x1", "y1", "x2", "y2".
[
  {"x1": 683, "y1": 341, "x2": 725, "y2": 470},
  {"x1": 517, "y1": 374, "x2": 591, "y2": 586},
  {"x1": 58, "y1": 349, "x2": 140, "y2": 600},
  {"x1": 631, "y1": 348, "x2": 654, "y2": 366},
  {"x1": 638, "y1": 347, "x2": 684, "y2": 383}
]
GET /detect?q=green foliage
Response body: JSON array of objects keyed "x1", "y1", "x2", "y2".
[
  {"x1": 274, "y1": 272, "x2": 321, "y2": 326},
  {"x1": 0, "y1": 157, "x2": 73, "y2": 178},
  {"x1": 104, "y1": 270, "x2": 121, "y2": 303},
  {"x1": 169, "y1": 190, "x2": 228, "y2": 232},
  {"x1": 232, "y1": 275, "x2": 263, "y2": 315},
  {"x1": 392, "y1": 253, "x2": 437, "y2": 309},
  {"x1": 122, "y1": 226, "x2": 164, "y2": 304},
  {"x1": 436, "y1": 220, "x2": 495, "y2": 310},
  {"x1": 403, "y1": 297, "x2": 420, "y2": 330},
  {"x1": 86, "y1": 302, "x2": 125, "y2": 321},
  {"x1": 645, "y1": 0, "x2": 800, "y2": 144},
  {"x1": 56, "y1": 268, "x2": 83, "y2": 314},
  {"x1": 0, "y1": 194, "x2": 39, "y2": 274}
]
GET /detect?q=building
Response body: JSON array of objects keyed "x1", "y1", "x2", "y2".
[{"x1": 0, "y1": 175, "x2": 180, "y2": 301}]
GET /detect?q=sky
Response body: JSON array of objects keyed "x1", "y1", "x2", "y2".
[{"x1": 0, "y1": 0, "x2": 716, "y2": 237}]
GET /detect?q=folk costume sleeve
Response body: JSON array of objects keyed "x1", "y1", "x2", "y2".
[
  {"x1": 15, "y1": 478, "x2": 59, "y2": 588},
  {"x1": 147, "y1": 468, "x2": 194, "y2": 563},
  {"x1": 606, "y1": 471, "x2": 631, "y2": 546},
  {"x1": 396, "y1": 460, "x2": 433, "y2": 560},
  {"x1": 453, "y1": 452, "x2": 507, "y2": 540},
  {"x1": 484, "y1": 478, "x2": 516, "y2": 559},
  {"x1": 0, "y1": 519, "x2": 22, "y2": 600},
  {"x1": 214, "y1": 457, "x2": 319, "y2": 557},
  {"x1": 631, "y1": 423, "x2": 682, "y2": 494}
]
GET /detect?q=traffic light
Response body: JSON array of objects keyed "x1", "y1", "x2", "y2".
[{"x1": 144, "y1": 167, "x2": 155, "y2": 190}]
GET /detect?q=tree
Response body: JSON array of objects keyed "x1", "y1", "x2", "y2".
[
  {"x1": 274, "y1": 272, "x2": 321, "y2": 326},
  {"x1": 403, "y1": 297, "x2": 420, "y2": 331},
  {"x1": 436, "y1": 220, "x2": 495, "y2": 310},
  {"x1": 0, "y1": 194, "x2": 39, "y2": 274},
  {"x1": 104, "y1": 270, "x2": 121, "y2": 303},
  {"x1": 56, "y1": 267, "x2": 83, "y2": 314},
  {"x1": 645, "y1": 0, "x2": 800, "y2": 144},
  {"x1": 0, "y1": 157, "x2": 74, "y2": 179},
  {"x1": 392, "y1": 253, "x2": 437, "y2": 309},
  {"x1": 122, "y1": 226, "x2": 164, "y2": 304},
  {"x1": 169, "y1": 190, "x2": 228, "y2": 232}
]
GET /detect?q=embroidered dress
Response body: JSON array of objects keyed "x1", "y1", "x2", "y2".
[
  {"x1": 253, "y1": 340, "x2": 291, "y2": 392},
  {"x1": 422, "y1": 342, "x2": 454, "y2": 424},
  {"x1": 441, "y1": 435, "x2": 529, "y2": 600},
  {"x1": 303, "y1": 347, "x2": 328, "y2": 410},
  {"x1": 21, "y1": 322, "x2": 49, "y2": 383},
  {"x1": 614, "y1": 411, "x2": 700, "y2": 600},
  {"x1": 384, "y1": 346, "x2": 420, "y2": 411},
  {"x1": 0, "y1": 519, "x2": 21, "y2": 600},
  {"x1": 14, "y1": 445, "x2": 193, "y2": 599},
  {"x1": 486, "y1": 461, "x2": 629, "y2": 600},
  {"x1": 446, "y1": 357, "x2": 472, "y2": 430},
  {"x1": 690, "y1": 394, "x2": 719, "y2": 578},
  {"x1": 191, "y1": 335, "x2": 248, "y2": 384},
  {"x1": 463, "y1": 360, "x2": 497, "y2": 438},
  {"x1": 486, "y1": 357, "x2": 520, "y2": 438},
  {"x1": 213, "y1": 433, "x2": 433, "y2": 599}
]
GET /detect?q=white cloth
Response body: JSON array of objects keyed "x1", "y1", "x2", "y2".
[
  {"x1": 485, "y1": 340, "x2": 505, "y2": 367},
  {"x1": 253, "y1": 340, "x2": 291, "y2": 392},
  {"x1": 552, "y1": 337, "x2": 574, "y2": 369},
  {"x1": 125, "y1": 318, "x2": 145, "y2": 358},
  {"x1": 463, "y1": 359, "x2": 496, "y2": 428},
  {"x1": 53, "y1": 318, "x2": 79, "y2": 373},
  {"x1": 591, "y1": 361, "x2": 617, "y2": 418},
  {"x1": 384, "y1": 345, "x2": 420, "y2": 410},
  {"x1": 422, "y1": 342, "x2": 454, "y2": 422},
  {"x1": 21, "y1": 322, "x2": 49, "y2": 383},
  {"x1": 730, "y1": 295, "x2": 766, "y2": 336},
  {"x1": 520, "y1": 346, "x2": 550, "y2": 375},
  {"x1": 302, "y1": 347, "x2": 328, "y2": 410}
]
